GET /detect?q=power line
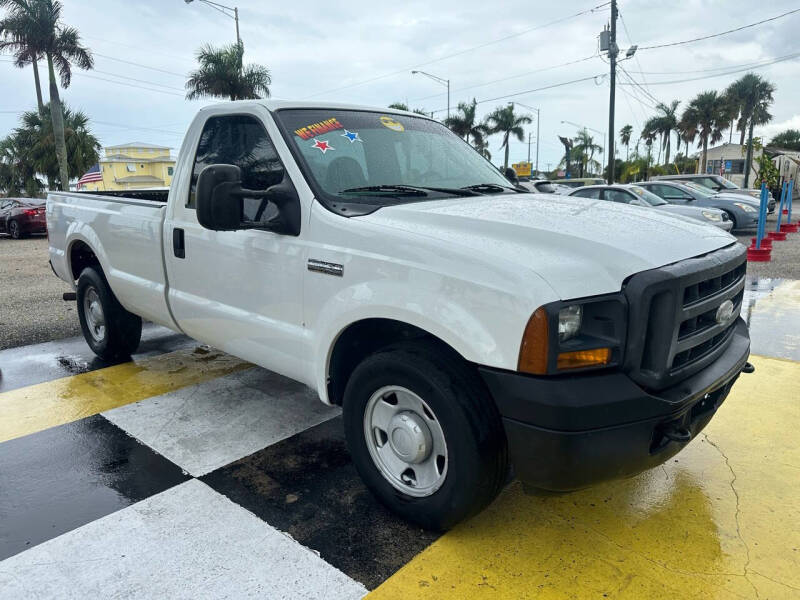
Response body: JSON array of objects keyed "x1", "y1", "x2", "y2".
[
  {"x1": 411, "y1": 54, "x2": 599, "y2": 102},
  {"x1": 624, "y1": 51, "x2": 800, "y2": 75},
  {"x1": 303, "y1": 2, "x2": 610, "y2": 99},
  {"x1": 618, "y1": 65, "x2": 662, "y2": 106},
  {"x1": 430, "y1": 74, "x2": 605, "y2": 114},
  {"x1": 92, "y1": 52, "x2": 186, "y2": 78},
  {"x1": 639, "y1": 8, "x2": 800, "y2": 50},
  {"x1": 73, "y1": 73, "x2": 186, "y2": 97},
  {"x1": 89, "y1": 69, "x2": 186, "y2": 92},
  {"x1": 617, "y1": 53, "x2": 800, "y2": 86}
]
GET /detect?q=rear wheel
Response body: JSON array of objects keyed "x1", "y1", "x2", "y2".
[
  {"x1": 9, "y1": 220, "x2": 22, "y2": 239},
  {"x1": 342, "y1": 341, "x2": 508, "y2": 530},
  {"x1": 77, "y1": 266, "x2": 142, "y2": 360}
]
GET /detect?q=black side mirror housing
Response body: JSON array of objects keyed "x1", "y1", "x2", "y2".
[
  {"x1": 196, "y1": 164, "x2": 301, "y2": 236},
  {"x1": 504, "y1": 167, "x2": 519, "y2": 185}
]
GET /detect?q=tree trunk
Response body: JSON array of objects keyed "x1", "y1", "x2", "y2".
[
  {"x1": 744, "y1": 118, "x2": 755, "y2": 188},
  {"x1": 701, "y1": 136, "x2": 708, "y2": 174},
  {"x1": 739, "y1": 124, "x2": 746, "y2": 146},
  {"x1": 32, "y1": 60, "x2": 44, "y2": 114},
  {"x1": 665, "y1": 137, "x2": 671, "y2": 166},
  {"x1": 46, "y1": 54, "x2": 70, "y2": 191},
  {"x1": 503, "y1": 134, "x2": 510, "y2": 170}
]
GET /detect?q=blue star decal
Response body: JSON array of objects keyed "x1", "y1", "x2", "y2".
[{"x1": 341, "y1": 129, "x2": 362, "y2": 143}]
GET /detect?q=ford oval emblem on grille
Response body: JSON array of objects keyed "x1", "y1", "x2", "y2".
[{"x1": 715, "y1": 299, "x2": 735, "y2": 324}]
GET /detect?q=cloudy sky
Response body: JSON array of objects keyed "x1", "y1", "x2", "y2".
[{"x1": 1, "y1": 0, "x2": 799, "y2": 171}]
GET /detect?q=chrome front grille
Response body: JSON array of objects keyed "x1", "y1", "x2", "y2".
[{"x1": 623, "y1": 244, "x2": 747, "y2": 390}]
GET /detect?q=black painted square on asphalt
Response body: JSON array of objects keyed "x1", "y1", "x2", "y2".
[
  {"x1": 0, "y1": 415, "x2": 189, "y2": 560},
  {"x1": 201, "y1": 416, "x2": 440, "y2": 590}
]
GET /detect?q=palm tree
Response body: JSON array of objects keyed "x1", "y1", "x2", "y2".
[
  {"x1": 485, "y1": 103, "x2": 532, "y2": 170},
  {"x1": 728, "y1": 73, "x2": 775, "y2": 187},
  {"x1": 0, "y1": 0, "x2": 44, "y2": 112},
  {"x1": 681, "y1": 91, "x2": 726, "y2": 174},
  {"x1": 0, "y1": 0, "x2": 93, "y2": 191},
  {"x1": 572, "y1": 129, "x2": 602, "y2": 177},
  {"x1": 186, "y1": 42, "x2": 271, "y2": 101},
  {"x1": 620, "y1": 124, "x2": 633, "y2": 161},
  {"x1": 654, "y1": 100, "x2": 680, "y2": 166},
  {"x1": 444, "y1": 99, "x2": 487, "y2": 148},
  {"x1": 14, "y1": 103, "x2": 99, "y2": 182}
]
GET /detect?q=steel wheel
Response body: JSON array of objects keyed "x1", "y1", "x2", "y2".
[
  {"x1": 83, "y1": 286, "x2": 106, "y2": 343},
  {"x1": 363, "y1": 385, "x2": 448, "y2": 497}
]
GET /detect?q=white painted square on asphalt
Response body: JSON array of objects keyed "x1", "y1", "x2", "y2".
[
  {"x1": 103, "y1": 367, "x2": 339, "y2": 476},
  {"x1": 0, "y1": 479, "x2": 367, "y2": 599}
]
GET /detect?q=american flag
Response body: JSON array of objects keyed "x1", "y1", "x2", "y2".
[{"x1": 77, "y1": 164, "x2": 103, "y2": 189}]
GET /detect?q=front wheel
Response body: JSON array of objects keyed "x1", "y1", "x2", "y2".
[
  {"x1": 723, "y1": 211, "x2": 738, "y2": 230},
  {"x1": 342, "y1": 342, "x2": 508, "y2": 530},
  {"x1": 77, "y1": 267, "x2": 142, "y2": 360}
]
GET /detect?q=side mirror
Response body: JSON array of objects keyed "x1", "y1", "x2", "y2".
[{"x1": 196, "y1": 164, "x2": 301, "y2": 235}]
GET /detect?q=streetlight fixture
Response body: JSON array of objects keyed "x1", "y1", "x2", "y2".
[
  {"x1": 514, "y1": 102, "x2": 540, "y2": 177},
  {"x1": 185, "y1": 0, "x2": 241, "y2": 48},
  {"x1": 411, "y1": 70, "x2": 450, "y2": 119},
  {"x1": 561, "y1": 119, "x2": 607, "y2": 179}
]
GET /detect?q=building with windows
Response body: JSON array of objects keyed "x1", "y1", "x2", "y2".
[
  {"x1": 78, "y1": 143, "x2": 176, "y2": 191},
  {"x1": 694, "y1": 143, "x2": 759, "y2": 188}
]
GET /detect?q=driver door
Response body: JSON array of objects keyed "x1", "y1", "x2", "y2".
[{"x1": 163, "y1": 112, "x2": 308, "y2": 382}]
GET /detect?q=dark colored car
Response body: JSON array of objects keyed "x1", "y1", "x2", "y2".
[
  {"x1": 636, "y1": 181, "x2": 761, "y2": 231},
  {"x1": 0, "y1": 198, "x2": 47, "y2": 239}
]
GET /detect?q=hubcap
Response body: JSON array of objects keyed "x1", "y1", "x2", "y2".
[
  {"x1": 363, "y1": 386, "x2": 448, "y2": 497},
  {"x1": 83, "y1": 286, "x2": 106, "y2": 343}
]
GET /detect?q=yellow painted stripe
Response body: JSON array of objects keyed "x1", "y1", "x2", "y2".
[
  {"x1": 0, "y1": 347, "x2": 251, "y2": 443},
  {"x1": 369, "y1": 355, "x2": 800, "y2": 599}
]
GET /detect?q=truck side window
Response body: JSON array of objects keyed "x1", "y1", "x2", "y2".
[
  {"x1": 604, "y1": 189, "x2": 631, "y2": 203},
  {"x1": 187, "y1": 115, "x2": 285, "y2": 210},
  {"x1": 572, "y1": 188, "x2": 601, "y2": 199}
]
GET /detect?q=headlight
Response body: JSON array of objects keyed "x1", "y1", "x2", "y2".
[
  {"x1": 701, "y1": 210, "x2": 721, "y2": 221},
  {"x1": 518, "y1": 296, "x2": 626, "y2": 375},
  {"x1": 734, "y1": 202, "x2": 757, "y2": 213},
  {"x1": 558, "y1": 305, "x2": 582, "y2": 341}
]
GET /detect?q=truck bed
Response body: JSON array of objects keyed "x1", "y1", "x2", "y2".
[{"x1": 47, "y1": 190, "x2": 178, "y2": 331}]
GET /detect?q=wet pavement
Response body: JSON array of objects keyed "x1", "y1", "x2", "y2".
[{"x1": 0, "y1": 277, "x2": 798, "y2": 598}]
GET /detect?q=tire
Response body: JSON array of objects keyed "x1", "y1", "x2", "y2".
[
  {"x1": 723, "y1": 211, "x2": 738, "y2": 230},
  {"x1": 342, "y1": 341, "x2": 508, "y2": 530},
  {"x1": 76, "y1": 266, "x2": 142, "y2": 360},
  {"x1": 9, "y1": 220, "x2": 22, "y2": 239}
]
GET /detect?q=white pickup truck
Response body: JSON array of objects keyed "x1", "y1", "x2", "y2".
[{"x1": 48, "y1": 101, "x2": 751, "y2": 529}]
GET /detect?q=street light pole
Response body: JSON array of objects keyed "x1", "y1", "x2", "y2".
[
  {"x1": 515, "y1": 102, "x2": 540, "y2": 176},
  {"x1": 185, "y1": 0, "x2": 241, "y2": 47},
  {"x1": 411, "y1": 70, "x2": 450, "y2": 119},
  {"x1": 607, "y1": 0, "x2": 618, "y2": 183}
]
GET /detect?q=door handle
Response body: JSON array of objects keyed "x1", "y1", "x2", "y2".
[{"x1": 173, "y1": 228, "x2": 185, "y2": 259}]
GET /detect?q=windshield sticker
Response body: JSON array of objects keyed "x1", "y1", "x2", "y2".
[
  {"x1": 295, "y1": 118, "x2": 343, "y2": 140},
  {"x1": 341, "y1": 129, "x2": 363, "y2": 143},
  {"x1": 379, "y1": 116, "x2": 404, "y2": 132},
  {"x1": 312, "y1": 139, "x2": 334, "y2": 154}
]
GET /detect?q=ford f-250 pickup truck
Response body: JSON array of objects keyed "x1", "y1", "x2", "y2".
[{"x1": 48, "y1": 101, "x2": 751, "y2": 530}]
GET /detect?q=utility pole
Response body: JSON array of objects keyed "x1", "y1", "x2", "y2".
[
  {"x1": 607, "y1": 0, "x2": 618, "y2": 184},
  {"x1": 535, "y1": 108, "x2": 540, "y2": 176},
  {"x1": 527, "y1": 133, "x2": 532, "y2": 165}
]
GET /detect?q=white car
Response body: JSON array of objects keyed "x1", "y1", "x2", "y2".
[{"x1": 47, "y1": 100, "x2": 751, "y2": 529}]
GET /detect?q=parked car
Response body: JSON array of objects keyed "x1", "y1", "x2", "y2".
[
  {"x1": 0, "y1": 198, "x2": 46, "y2": 239},
  {"x1": 636, "y1": 180, "x2": 761, "y2": 230},
  {"x1": 649, "y1": 174, "x2": 774, "y2": 206},
  {"x1": 47, "y1": 100, "x2": 750, "y2": 530},
  {"x1": 553, "y1": 177, "x2": 606, "y2": 188},
  {"x1": 519, "y1": 179, "x2": 559, "y2": 194},
  {"x1": 568, "y1": 185, "x2": 733, "y2": 231}
]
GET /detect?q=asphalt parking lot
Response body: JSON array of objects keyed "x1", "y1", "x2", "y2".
[{"x1": 1, "y1": 229, "x2": 799, "y2": 598}]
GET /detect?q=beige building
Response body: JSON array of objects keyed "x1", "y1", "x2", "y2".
[
  {"x1": 79, "y1": 142, "x2": 176, "y2": 191},
  {"x1": 695, "y1": 143, "x2": 760, "y2": 188}
]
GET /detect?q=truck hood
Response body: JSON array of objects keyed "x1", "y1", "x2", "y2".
[{"x1": 362, "y1": 194, "x2": 736, "y2": 299}]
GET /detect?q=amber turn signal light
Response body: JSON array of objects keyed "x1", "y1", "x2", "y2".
[
  {"x1": 556, "y1": 347, "x2": 611, "y2": 370},
  {"x1": 518, "y1": 307, "x2": 549, "y2": 375}
]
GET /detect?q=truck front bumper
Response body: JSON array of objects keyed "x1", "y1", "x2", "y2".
[{"x1": 480, "y1": 319, "x2": 750, "y2": 491}]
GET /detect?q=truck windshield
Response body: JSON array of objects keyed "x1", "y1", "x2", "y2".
[{"x1": 274, "y1": 109, "x2": 514, "y2": 206}]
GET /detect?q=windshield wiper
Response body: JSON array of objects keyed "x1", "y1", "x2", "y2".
[
  {"x1": 340, "y1": 184, "x2": 479, "y2": 197},
  {"x1": 461, "y1": 183, "x2": 520, "y2": 193}
]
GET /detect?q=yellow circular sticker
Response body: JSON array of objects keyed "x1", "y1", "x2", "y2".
[{"x1": 379, "y1": 116, "x2": 405, "y2": 132}]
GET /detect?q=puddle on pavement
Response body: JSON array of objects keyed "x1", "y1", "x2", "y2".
[{"x1": 742, "y1": 277, "x2": 800, "y2": 361}]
